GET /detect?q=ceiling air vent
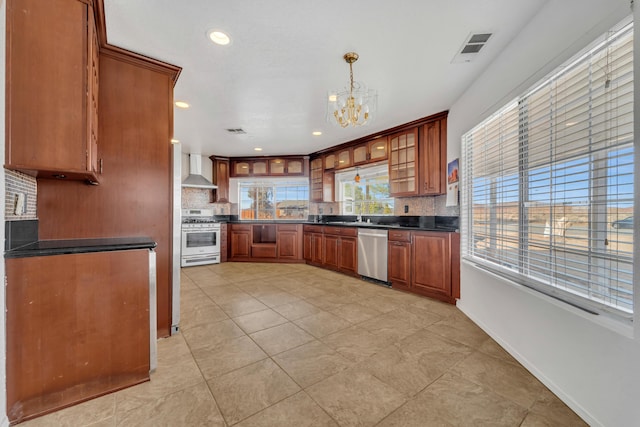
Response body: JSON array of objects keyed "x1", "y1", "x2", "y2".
[
  {"x1": 452, "y1": 32, "x2": 492, "y2": 63},
  {"x1": 226, "y1": 128, "x2": 246, "y2": 134}
]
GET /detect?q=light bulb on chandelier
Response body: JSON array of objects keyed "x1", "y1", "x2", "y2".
[{"x1": 327, "y1": 52, "x2": 377, "y2": 128}]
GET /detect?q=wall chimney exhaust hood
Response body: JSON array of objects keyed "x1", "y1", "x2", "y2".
[{"x1": 182, "y1": 154, "x2": 217, "y2": 189}]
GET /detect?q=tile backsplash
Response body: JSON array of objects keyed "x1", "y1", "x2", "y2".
[
  {"x1": 5, "y1": 170, "x2": 37, "y2": 220},
  {"x1": 310, "y1": 195, "x2": 459, "y2": 217},
  {"x1": 181, "y1": 188, "x2": 236, "y2": 215}
]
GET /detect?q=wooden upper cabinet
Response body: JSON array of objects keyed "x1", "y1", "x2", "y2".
[
  {"x1": 269, "y1": 158, "x2": 305, "y2": 176},
  {"x1": 388, "y1": 127, "x2": 419, "y2": 196},
  {"x1": 324, "y1": 153, "x2": 337, "y2": 170},
  {"x1": 233, "y1": 161, "x2": 251, "y2": 176},
  {"x1": 353, "y1": 137, "x2": 388, "y2": 165},
  {"x1": 336, "y1": 148, "x2": 353, "y2": 169},
  {"x1": 310, "y1": 157, "x2": 324, "y2": 202},
  {"x1": 211, "y1": 156, "x2": 230, "y2": 203},
  {"x1": 269, "y1": 159, "x2": 286, "y2": 175},
  {"x1": 420, "y1": 118, "x2": 446, "y2": 195},
  {"x1": 252, "y1": 160, "x2": 268, "y2": 175},
  {"x1": 6, "y1": 0, "x2": 99, "y2": 182},
  {"x1": 287, "y1": 159, "x2": 304, "y2": 175}
]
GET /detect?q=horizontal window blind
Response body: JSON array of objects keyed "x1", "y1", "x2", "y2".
[{"x1": 461, "y1": 19, "x2": 634, "y2": 317}]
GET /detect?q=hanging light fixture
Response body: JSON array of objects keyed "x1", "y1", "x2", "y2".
[
  {"x1": 328, "y1": 52, "x2": 377, "y2": 128},
  {"x1": 354, "y1": 167, "x2": 361, "y2": 183}
]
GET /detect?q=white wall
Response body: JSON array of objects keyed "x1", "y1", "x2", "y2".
[
  {"x1": 1, "y1": 0, "x2": 8, "y2": 425},
  {"x1": 449, "y1": 1, "x2": 640, "y2": 426}
]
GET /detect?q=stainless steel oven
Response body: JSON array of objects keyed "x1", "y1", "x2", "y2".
[{"x1": 181, "y1": 209, "x2": 221, "y2": 267}]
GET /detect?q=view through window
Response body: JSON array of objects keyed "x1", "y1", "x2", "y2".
[
  {"x1": 461, "y1": 19, "x2": 634, "y2": 317},
  {"x1": 337, "y1": 164, "x2": 394, "y2": 215},
  {"x1": 239, "y1": 180, "x2": 309, "y2": 220}
]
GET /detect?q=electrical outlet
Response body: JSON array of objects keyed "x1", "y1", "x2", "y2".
[
  {"x1": 329, "y1": 207, "x2": 333, "y2": 213},
  {"x1": 404, "y1": 205, "x2": 409, "y2": 213},
  {"x1": 14, "y1": 193, "x2": 26, "y2": 215}
]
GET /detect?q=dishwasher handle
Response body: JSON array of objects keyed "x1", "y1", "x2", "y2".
[{"x1": 358, "y1": 232, "x2": 388, "y2": 238}]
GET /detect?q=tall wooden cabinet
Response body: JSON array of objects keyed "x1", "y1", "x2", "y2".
[
  {"x1": 420, "y1": 118, "x2": 447, "y2": 195},
  {"x1": 388, "y1": 128, "x2": 419, "y2": 196},
  {"x1": 6, "y1": 0, "x2": 100, "y2": 182},
  {"x1": 211, "y1": 156, "x2": 230, "y2": 202},
  {"x1": 37, "y1": 45, "x2": 181, "y2": 338}
]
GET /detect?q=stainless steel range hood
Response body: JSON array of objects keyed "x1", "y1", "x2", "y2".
[{"x1": 182, "y1": 154, "x2": 217, "y2": 189}]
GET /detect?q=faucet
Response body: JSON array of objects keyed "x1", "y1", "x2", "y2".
[{"x1": 357, "y1": 214, "x2": 362, "y2": 222}]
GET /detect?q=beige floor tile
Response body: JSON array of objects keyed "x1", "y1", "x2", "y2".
[
  {"x1": 235, "y1": 391, "x2": 338, "y2": 427},
  {"x1": 329, "y1": 302, "x2": 382, "y2": 324},
  {"x1": 285, "y1": 283, "x2": 328, "y2": 299},
  {"x1": 450, "y1": 351, "x2": 546, "y2": 408},
  {"x1": 20, "y1": 393, "x2": 115, "y2": 427},
  {"x1": 293, "y1": 311, "x2": 352, "y2": 338},
  {"x1": 478, "y1": 338, "x2": 520, "y2": 365},
  {"x1": 114, "y1": 358, "x2": 204, "y2": 414},
  {"x1": 377, "y1": 372, "x2": 527, "y2": 427},
  {"x1": 273, "y1": 299, "x2": 323, "y2": 320},
  {"x1": 427, "y1": 313, "x2": 490, "y2": 348},
  {"x1": 115, "y1": 382, "x2": 225, "y2": 427},
  {"x1": 200, "y1": 284, "x2": 247, "y2": 302},
  {"x1": 192, "y1": 335, "x2": 268, "y2": 379},
  {"x1": 86, "y1": 417, "x2": 116, "y2": 427},
  {"x1": 250, "y1": 322, "x2": 316, "y2": 355},
  {"x1": 232, "y1": 308, "x2": 288, "y2": 333},
  {"x1": 208, "y1": 358, "x2": 300, "y2": 425},
  {"x1": 273, "y1": 340, "x2": 353, "y2": 388},
  {"x1": 527, "y1": 389, "x2": 588, "y2": 426},
  {"x1": 321, "y1": 325, "x2": 395, "y2": 362},
  {"x1": 179, "y1": 303, "x2": 229, "y2": 331},
  {"x1": 255, "y1": 290, "x2": 302, "y2": 308},
  {"x1": 305, "y1": 294, "x2": 347, "y2": 311},
  {"x1": 357, "y1": 311, "x2": 424, "y2": 343},
  {"x1": 361, "y1": 330, "x2": 473, "y2": 398},
  {"x1": 306, "y1": 367, "x2": 407, "y2": 427},
  {"x1": 358, "y1": 294, "x2": 405, "y2": 313},
  {"x1": 408, "y1": 296, "x2": 459, "y2": 317},
  {"x1": 396, "y1": 305, "x2": 443, "y2": 327},
  {"x1": 181, "y1": 318, "x2": 246, "y2": 351},
  {"x1": 217, "y1": 295, "x2": 270, "y2": 317}
]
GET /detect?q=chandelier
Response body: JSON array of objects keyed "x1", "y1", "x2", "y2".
[{"x1": 328, "y1": 52, "x2": 377, "y2": 128}]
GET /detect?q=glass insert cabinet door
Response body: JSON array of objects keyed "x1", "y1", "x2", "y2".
[{"x1": 389, "y1": 128, "x2": 417, "y2": 195}]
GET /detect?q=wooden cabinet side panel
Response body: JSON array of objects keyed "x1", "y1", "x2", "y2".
[
  {"x1": 36, "y1": 55, "x2": 174, "y2": 337},
  {"x1": 6, "y1": 251, "x2": 150, "y2": 423},
  {"x1": 6, "y1": 0, "x2": 88, "y2": 172}
]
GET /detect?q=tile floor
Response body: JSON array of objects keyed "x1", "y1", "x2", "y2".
[{"x1": 22, "y1": 263, "x2": 587, "y2": 427}]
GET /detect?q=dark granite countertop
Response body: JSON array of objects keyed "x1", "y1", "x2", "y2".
[{"x1": 5, "y1": 237, "x2": 157, "y2": 259}]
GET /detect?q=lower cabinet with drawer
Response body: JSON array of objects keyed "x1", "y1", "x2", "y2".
[
  {"x1": 302, "y1": 225, "x2": 358, "y2": 276},
  {"x1": 388, "y1": 229, "x2": 460, "y2": 304}
]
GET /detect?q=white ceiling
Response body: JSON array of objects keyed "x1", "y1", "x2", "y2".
[{"x1": 104, "y1": 0, "x2": 547, "y2": 157}]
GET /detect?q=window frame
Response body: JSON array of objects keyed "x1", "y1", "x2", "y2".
[
  {"x1": 461, "y1": 18, "x2": 634, "y2": 320},
  {"x1": 335, "y1": 163, "x2": 394, "y2": 216},
  {"x1": 237, "y1": 178, "x2": 309, "y2": 221}
]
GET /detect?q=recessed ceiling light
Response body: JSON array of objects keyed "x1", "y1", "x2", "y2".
[
  {"x1": 328, "y1": 94, "x2": 337, "y2": 102},
  {"x1": 170, "y1": 138, "x2": 180, "y2": 144},
  {"x1": 312, "y1": 131, "x2": 322, "y2": 136},
  {"x1": 254, "y1": 147, "x2": 263, "y2": 151},
  {"x1": 208, "y1": 30, "x2": 231, "y2": 46},
  {"x1": 175, "y1": 101, "x2": 190, "y2": 109}
]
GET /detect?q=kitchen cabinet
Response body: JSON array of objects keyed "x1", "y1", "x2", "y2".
[
  {"x1": 420, "y1": 118, "x2": 446, "y2": 195},
  {"x1": 6, "y1": 0, "x2": 100, "y2": 183},
  {"x1": 230, "y1": 224, "x2": 251, "y2": 259},
  {"x1": 277, "y1": 224, "x2": 302, "y2": 259},
  {"x1": 229, "y1": 223, "x2": 303, "y2": 262},
  {"x1": 388, "y1": 128, "x2": 419, "y2": 196},
  {"x1": 37, "y1": 42, "x2": 181, "y2": 338},
  {"x1": 220, "y1": 223, "x2": 228, "y2": 262},
  {"x1": 336, "y1": 148, "x2": 353, "y2": 169},
  {"x1": 310, "y1": 158, "x2": 324, "y2": 202},
  {"x1": 388, "y1": 230, "x2": 412, "y2": 291},
  {"x1": 211, "y1": 156, "x2": 230, "y2": 203},
  {"x1": 269, "y1": 158, "x2": 305, "y2": 176},
  {"x1": 353, "y1": 137, "x2": 388, "y2": 165},
  {"x1": 323, "y1": 171, "x2": 335, "y2": 202},
  {"x1": 412, "y1": 232, "x2": 452, "y2": 299},
  {"x1": 386, "y1": 229, "x2": 459, "y2": 304},
  {"x1": 324, "y1": 153, "x2": 337, "y2": 170},
  {"x1": 303, "y1": 225, "x2": 357, "y2": 276},
  {"x1": 230, "y1": 157, "x2": 308, "y2": 177},
  {"x1": 252, "y1": 224, "x2": 277, "y2": 258},
  {"x1": 6, "y1": 249, "x2": 151, "y2": 424}
]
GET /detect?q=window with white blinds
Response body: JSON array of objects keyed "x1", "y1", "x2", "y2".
[{"x1": 461, "y1": 18, "x2": 634, "y2": 318}]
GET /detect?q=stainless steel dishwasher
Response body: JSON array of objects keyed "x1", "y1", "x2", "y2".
[{"x1": 357, "y1": 228, "x2": 389, "y2": 284}]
